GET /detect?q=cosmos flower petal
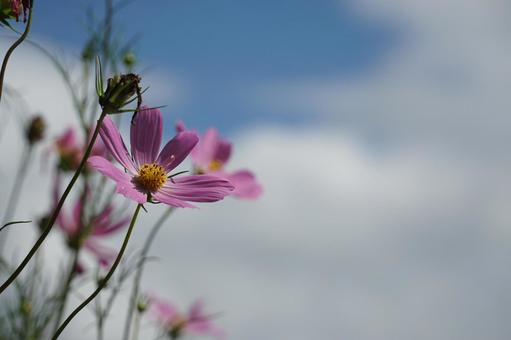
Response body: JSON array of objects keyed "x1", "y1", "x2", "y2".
[
  {"x1": 191, "y1": 128, "x2": 219, "y2": 167},
  {"x1": 152, "y1": 191, "x2": 198, "y2": 208},
  {"x1": 227, "y1": 170, "x2": 263, "y2": 199},
  {"x1": 92, "y1": 215, "x2": 130, "y2": 236},
  {"x1": 149, "y1": 296, "x2": 179, "y2": 322},
  {"x1": 99, "y1": 116, "x2": 137, "y2": 174},
  {"x1": 88, "y1": 156, "x2": 147, "y2": 204},
  {"x1": 214, "y1": 140, "x2": 232, "y2": 164},
  {"x1": 160, "y1": 175, "x2": 234, "y2": 202},
  {"x1": 130, "y1": 106, "x2": 163, "y2": 167},
  {"x1": 84, "y1": 239, "x2": 116, "y2": 267},
  {"x1": 156, "y1": 131, "x2": 199, "y2": 172}
]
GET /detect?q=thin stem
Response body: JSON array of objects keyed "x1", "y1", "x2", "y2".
[
  {"x1": 0, "y1": 145, "x2": 32, "y2": 252},
  {"x1": 130, "y1": 310, "x2": 141, "y2": 340},
  {"x1": 0, "y1": 0, "x2": 34, "y2": 104},
  {"x1": 122, "y1": 207, "x2": 173, "y2": 340},
  {"x1": 52, "y1": 203, "x2": 143, "y2": 339},
  {"x1": 51, "y1": 248, "x2": 80, "y2": 335},
  {"x1": 102, "y1": 0, "x2": 114, "y2": 71},
  {"x1": 0, "y1": 111, "x2": 108, "y2": 294}
]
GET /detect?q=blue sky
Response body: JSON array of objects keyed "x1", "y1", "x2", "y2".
[{"x1": 29, "y1": 0, "x2": 399, "y2": 134}]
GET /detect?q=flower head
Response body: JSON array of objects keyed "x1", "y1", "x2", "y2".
[
  {"x1": 176, "y1": 123, "x2": 262, "y2": 199},
  {"x1": 55, "y1": 190, "x2": 129, "y2": 269},
  {"x1": 25, "y1": 115, "x2": 45, "y2": 145},
  {"x1": 54, "y1": 127, "x2": 106, "y2": 171},
  {"x1": 150, "y1": 296, "x2": 225, "y2": 340},
  {"x1": 7, "y1": 0, "x2": 30, "y2": 21},
  {"x1": 88, "y1": 107, "x2": 234, "y2": 207}
]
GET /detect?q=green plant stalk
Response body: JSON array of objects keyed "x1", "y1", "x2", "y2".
[
  {"x1": 51, "y1": 248, "x2": 80, "y2": 335},
  {"x1": 0, "y1": 0, "x2": 34, "y2": 104},
  {"x1": 122, "y1": 207, "x2": 174, "y2": 340},
  {"x1": 0, "y1": 111, "x2": 108, "y2": 294},
  {"x1": 0, "y1": 145, "x2": 32, "y2": 252},
  {"x1": 52, "y1": 203, "x2": 143, "y2": 339}
]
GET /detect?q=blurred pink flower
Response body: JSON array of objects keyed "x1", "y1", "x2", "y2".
[
  {"x1": 55, "y1": 191, "x2": 129, "y2": 269},
  {"x1": 9, "y1": 0, "x2": 29, "y2": 21},
  {"x1": 176, "y1": 122, "x2": 262, "y2": 199},
  {"x1": 150, "y1": 296, "x2": 225, "y2": 339},
  {"x1": 54, "y1": 127, "x2": 106, "y2": 171},
  {"x1": 88, "y1": 107, "x2": 233, "y2": 207}
]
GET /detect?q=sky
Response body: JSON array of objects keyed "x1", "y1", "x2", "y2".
[{"x1": 2, "y1": 0, "x2": 511, "y2": 339}]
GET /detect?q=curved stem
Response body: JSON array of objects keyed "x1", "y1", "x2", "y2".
[
  {"x1": 52, "y1": 203, "x2": 143, "y2": 339},
  {"x1": 0, "y1": 145, "x2": 32, "y2": 252},
  {"x1": 0, "y1": 0, "x2": 34, "y2": 104},
  {"x1": 51, "y1": 248, "x2": 79, "y2": 335},
  {"x1": 0, "y1": 111, "x2": 107, "y2": 294},
  {"x1": 122, "y1": 207, "x2": 173, "y2": 340}
]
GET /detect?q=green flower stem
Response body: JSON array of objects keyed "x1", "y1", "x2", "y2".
[
  {"x1": 0, "y1": 0, "x2": 34, "y2": 104},
  {"x1": 0, "y1": 144, "x2": 32, "y2": 252},
  {"x1": 122, "y1": 206, "x2": 174, "y2": 340},
  {"x1": 51, "y1": 248, "x2": 80, "y2": 335},
  {"x1": 0, "y1": 111, "x2": 108, "y2": 294},
  {"x1": 52, "y1": 203, "x2": 143, "y2": 339}
]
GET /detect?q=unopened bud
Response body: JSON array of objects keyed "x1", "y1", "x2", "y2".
[
  {"x1": 20, "y1": 298, "x2": 31, "y2": 316},
  {"x1": 25, "y1": 115, "x2": 45, "y2": 145},
  {"x1": 123, "y1": 52, "x2": 136, "y2": 69},
  {"x1": 38, "y1": 214, "x2": 50, "y2": 233},
  {"x1": 99, "y1": 73, "x2": 141, "y2": 114},
  {"x1": 137, "y1": 295, "x2": 150, "y2": 313}
]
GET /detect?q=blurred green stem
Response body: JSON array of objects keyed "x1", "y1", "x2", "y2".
[
  {"x1": 52, "y1": 203, "x2": 143, "y2": 339},
  {"x1": 0, "y1": 110, "x2": 108, "y2": 295},
  {"x1": 122, "y1": 207, "x2": 174, "y2": 340},
  {"x1": 0, "y1": 144, "x2": 32, "y2": 253},
  {"x1": 51, "y1": 248, "x2": 80, "y2": 335}
]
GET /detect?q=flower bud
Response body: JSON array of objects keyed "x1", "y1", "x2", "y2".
[
  {"x1": 123, "y1": 52, "x2": 136, "y2": 70},
  {"x1": 137, "y1": 295, "x2": 150, "y2": 313},
  {"x1": 99, "y1": 73, "x2": 141, "y2": 114},
  {"x1": 37, "y1": 214, "x2": 50, "y2": 233},
  {"x1": 20, "y1": 298, "x2": 32, "y2": 316},
  {"x1": 5, "y1": 0, "x2": 30, "y2": 22},
  {"x1": 25, "y1": 115, "x2": 45, "y2": 145}
]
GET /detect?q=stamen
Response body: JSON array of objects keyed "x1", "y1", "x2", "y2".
[
  {"x1": 208, "y1": 160, "x2": 223, "y2": 171},
  {"x1": 134, "y1": 163, "x2": 167, "y2": 192}
]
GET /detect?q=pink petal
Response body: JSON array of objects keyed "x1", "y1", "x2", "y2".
[
  {"x1": 72, "y1": 196, "x2": 83, "y2": 226},
  {"x1": 155, "y1": 175, "x2": 233, "y2": 205},
  {"x1": 92, "y1": 215, "x2": 130, "y2": 236},
  {"x1": 214, "y1": 140, "x2": 232, "y2": 164},
  {"x1": 56, "y1": 127, "x2": 78, "y2": 150},
  {"x1": 175, "y1": 120, "x2": 186, "y2": 133},
  {"x1": 99, "y1": 116, "x2": 137, "y2": 174},
  {"x1": 84, "y1": 239, "x2": 116, "y2": 267},
  {"x1": 88, "y1": 156, "x2": 147, "y2": 204},
  {"x1": 227, "y1": 170, "x2": 263, "y2": 199},
  {"x1": 188, "y1": 299, "x2": 206, "y2": 320},
  {"x1": 149, "y1": 296, "x2": 179, "y2": 322},
  {"x1": 192, "y1": 128, "x2": 219, "y2": 167},
  {"x1": 156, "y1": 131, "x2": 199, "y2": 172},
  {"x1": 152, "y1": 191, "x2": 197, "y2": 208},
  {"x1": 130, "y1": 107, "x2": 163, "y2": 167}
]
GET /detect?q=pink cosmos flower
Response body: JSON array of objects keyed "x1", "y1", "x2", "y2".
[
  {"x1": 56, "y1": 192, "x2": 130, "y2": 269},
  {"x1": 150, "y1": 296, "x2": 225, "y2": 339},
  {"x1": 88, "y1": 107, "x2": 234, "y2": 207},
  {"x1": 54, "y1": 127, "x2": 106, "y2": 171},
  {"x1": 9, "y1": 0, "x2": 30, "y2": 21},
  {"x1": 176, "y1": 122, "x2": 262, "y2": 199}
]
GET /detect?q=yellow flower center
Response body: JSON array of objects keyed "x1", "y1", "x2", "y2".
[
  {"x1": 208, "y1": 159, "x2": 223, "y2": 171},
  {"x1": 134, "y1": 163, "x2": 167, "y2": 192}
]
